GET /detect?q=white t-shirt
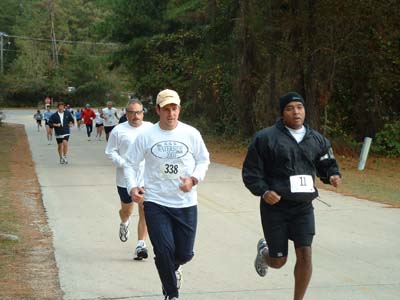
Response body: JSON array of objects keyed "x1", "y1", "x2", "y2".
[
  {"x1": 102, "y1": 107, "x2": 119, "y2": 127},
  {"x1": 58, "y1": 112, "x2": 64, "y2": 127},
  {"x1": 94, "y1": 112, "x2": 104, "y2": 124},
  {"x1": 124, "y1": 121, "x2": 210, "y2": 208},
  {"x1": 105, "y1": 121, "x2": 153, "y2": 187},
  {"x1": 286, "y1": 125, "x2": 306, "y2": 143}
]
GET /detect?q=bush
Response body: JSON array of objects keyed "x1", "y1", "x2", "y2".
[{"x1": 372, "y1": 120, "x2": 400, "y2": 157}]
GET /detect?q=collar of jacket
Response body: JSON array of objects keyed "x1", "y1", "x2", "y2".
[{"x1": 276, "y1": 118, "x2": 310, "y2": 136}]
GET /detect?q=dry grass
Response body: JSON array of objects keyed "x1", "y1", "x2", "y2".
[{"x1": 205, "y1": 136, "x2": 400, "y2": 206}]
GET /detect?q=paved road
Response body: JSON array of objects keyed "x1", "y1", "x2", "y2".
[{"x1": 4, "y1": 109, "x2": 400, "y2": 300}]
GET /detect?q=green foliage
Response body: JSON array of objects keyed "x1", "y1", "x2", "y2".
[
  {"x1": 372, "y1": 120, "x2": 400, "y2": 157},
  {"x1": 1, "y1": 0, "x2": 400, "y2": 156},
  {"x1": 0, "y1": 0, "x2": 126, "y2": 106}
]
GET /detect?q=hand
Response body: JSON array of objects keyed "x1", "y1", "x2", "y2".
[
  {"x1": 131, "y1": 187, "x2": 145, "y2": 203},
  {"x1": 329, "y1": 175, "x2": 341, "y2": 187},
  {"x1": 263, "y1": 190, "x2": 281, "y2": 205},
  {"x1": 179, "y1": 176, "x2": 193, "y2": 193}
]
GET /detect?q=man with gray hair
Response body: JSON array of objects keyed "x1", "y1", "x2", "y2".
[
  {"x1": 105, "y1": 99, "x2": 153, "y2": 260},
  {"x1": 102, "y1": 100, "x2": 119, "y2": 141}
]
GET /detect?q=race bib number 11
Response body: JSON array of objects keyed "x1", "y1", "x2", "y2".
[{"x1": 289, "y1": 175, "x2": 315, "y2": 193}]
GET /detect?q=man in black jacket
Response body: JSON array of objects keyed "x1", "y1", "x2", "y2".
[
  {"x1": 242, "y1": 92, "x2": 341, "y2": 300},
  {"x1": 48, "y1": 102, "x2": 75, "y2": 164}
]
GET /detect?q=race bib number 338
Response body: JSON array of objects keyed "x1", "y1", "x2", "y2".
[
  {"x1": 289, "y1": 175, "x2": 315, "y2": 193},
  {"x1": 160, "y1": 163, "x2": 182, "y2": 179}
]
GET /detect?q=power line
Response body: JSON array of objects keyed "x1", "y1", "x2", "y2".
[
  {"x1": 2, "y1": 48, "x2": 112, "y2": 58},
  {"x1": 6, "y1": 34, "x2": 120, "y2": 47}
]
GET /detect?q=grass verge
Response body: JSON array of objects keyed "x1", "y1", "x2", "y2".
[
  {"x1": 0, "y1": 125, "x2": 20, "y2": 277},
  {"x1": 204, "y1": 136, "x2": 400, "y2": 206}
]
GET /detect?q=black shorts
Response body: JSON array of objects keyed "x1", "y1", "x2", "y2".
[
  {"x1": 95, "y1": 123, "x2": 104, "y2": 128},
  {"x1": 104, "y1": 126, "x2": 115, "y2": 134},
  {"x1": 45, "y1": 120, "x2": 49, "y2": 126},
  {"x1": 56, "y1": 136, "x2": 70, "y2": 144},
  {"x1": 117, "y1": 186, "x2": 132, "y2": 204},
  {"x1": 260, "y1": 199, "x2": 315, "y2": 258},
  {"x1": 36, "y1": 120, "x2": 42, "y2": 125}
]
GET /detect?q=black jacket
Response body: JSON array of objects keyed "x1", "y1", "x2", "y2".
[
  {"x1": 242, "y1": 119, "x2": 341, "y2": 202},
  {"x1": 48, "y1": 111, "x2": 74, "y2": 136}
]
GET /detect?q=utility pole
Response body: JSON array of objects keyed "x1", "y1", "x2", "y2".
[
  {"x1": 0, "y1": 32, "x2": 7, "y2": 74},
  {"x1": 48, "y1": 0, "x2": 59, "y2": 67}
]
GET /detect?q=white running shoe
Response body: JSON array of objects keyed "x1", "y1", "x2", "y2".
[
  {"x1": 59, "y1": 157, "x2": 64, "y2": 164},
  {"x1": 134, "y1": 245, "x2": 148, "y2": 260},
  {"x1": 63, "y1": 156, "x2": 68, "y2": 164},
  {"x1": 255, "y1": 238, "x2": 268, "y2": 277},
  {"x1": 119, "y1": 220, "x2": 130, "y2": 242},
  {"x1": 175, "y1": 266, "x2": 183, "y2": 289}
]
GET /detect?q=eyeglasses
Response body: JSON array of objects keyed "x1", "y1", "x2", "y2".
[{"x1": 126, "y1": 110, "x2": 143, "y2": 115}]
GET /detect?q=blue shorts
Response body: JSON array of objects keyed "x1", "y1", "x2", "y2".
[{"x1": 117, "y1": 186, "x2": 132, "y2": 204}]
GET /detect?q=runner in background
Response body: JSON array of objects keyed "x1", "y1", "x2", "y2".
[
  {"x1": 48, "y1": 102, "x2": 75, "y2": 164},
  {"x1": 81, "y1": 104, "x2": 96, "y2": 141},
  {"x1": 43, "y1": 105, "x2": 53, "y2": 144},
  {"x1": 33, "y1": 110, "x2": 43, "y2": 132},
  {"x1": 105, "y1": 99, "x2": 153, "y2": 260},
  {"x1": 94, "y1": 108, "x2": 105, "y2": 141},
  {"x1": 102, "y1": 101, "x2": 119, "y2": 141},
  {"x1": 75, "y1": 109, "x2": 82, "y2": 130}
]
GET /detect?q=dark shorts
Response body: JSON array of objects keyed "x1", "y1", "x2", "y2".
[
  {"x1": 117, "y1": 186, "x2": 132, "y2": 204},
  {"x1": 95, "y1": 123, "x2": 104, "y2": 128},
  {"x1": 104, "y1": 126, "x2": 115, "y2": 134},
  {"x1": 36, "y1": 120, "x2": 42, "y2": 125},
  {"x1": 45, "y1": 120, "x2": 49, "y2": 126},
  {"x1": 56, "y1": 136, "x2": 70, "y2": 144},
  {"x1": 76, "y1": 118, "x2": 82, "y2": 122},
  {"x1": 260, "y1": 199, "x2": 315, "y2": 258}
]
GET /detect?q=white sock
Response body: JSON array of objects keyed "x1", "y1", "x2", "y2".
[{"x1": 137, "y1": 240, "x2": 146, "y2": 248}]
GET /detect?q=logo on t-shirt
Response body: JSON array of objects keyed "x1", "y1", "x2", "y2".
[{"x1": 151, "y1": 141, "x2": 188, "y2": 159}]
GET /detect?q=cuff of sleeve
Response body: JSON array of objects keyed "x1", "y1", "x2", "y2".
[
  {"x1": 262, "y1": 190, "x2": 270, "y2": 199},
  {"x1": 190, "y1": 176, "x2": 199, "y2": 186}
]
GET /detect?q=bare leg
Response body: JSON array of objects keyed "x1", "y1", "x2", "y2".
[
  {"x1": 57, "y1": 142, "x2": 63, "y2": 158},
  {"x1": 62, "y1": 140, "x2": 68, "y2": 157},
  {"x1": 294, "y1": 247, "x2": 312, "y2": 300},
  {"x1": 119, "y1": 202, "x2": 133, "y2": 223},
  {"x1": 99, "y1": 126, "x2": 103, "y2": 139},
  {"x1": 261, "y1": 247, "x2": 287, "y2": 269}
]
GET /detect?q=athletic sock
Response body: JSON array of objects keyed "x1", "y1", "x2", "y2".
[{"x1": 137, "y1": 240, "x2": 146, "y2": 248}]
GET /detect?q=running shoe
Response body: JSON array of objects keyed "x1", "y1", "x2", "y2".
[
  {"x1": 134, "y1": 245, "x2": 148, "y2": 260},
  {"x1": 255, "y1": 238, "x2": 268, "y2": 277},
  {"x1": 63, "y1": 156, "x2": 68, "y2": 164},
  {"x1": 119, "y1": 220, "x2": 130, "y2": 242},
  {"x1": 59, "y1": 157, "x2": 64, "y2": 164},
  {"x1": 163, "y1": 296, "x2": 178, "y2": 300},
  {"x1": 175, "y1": 266, "x2": 183, "y2": 289}
]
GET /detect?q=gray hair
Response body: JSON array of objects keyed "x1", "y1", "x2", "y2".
[{"x1": 126, "y1": 98, "x2": 143, "y2": 109}]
